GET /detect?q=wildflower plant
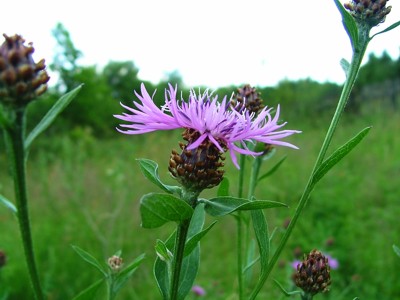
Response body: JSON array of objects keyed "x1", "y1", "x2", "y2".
[
  {"x1": 115, "y1": 84, "x2": 300, "y2": 300},
  {"x1": 114, "y1": 1, "x2": 399, "y2": 299}
]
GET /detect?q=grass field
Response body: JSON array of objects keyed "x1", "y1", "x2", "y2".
[{"x1": 1, "y1": 105, "x2": 399, "y2": 299}]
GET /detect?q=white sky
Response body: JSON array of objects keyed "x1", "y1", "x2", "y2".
[{"x1": 2, "y1": 0, "x2": 399, "y2": 88}]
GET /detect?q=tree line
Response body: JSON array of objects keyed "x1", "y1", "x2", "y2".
[{"x1": 27, "y1": 23, "x2": 400, "y2": 138}]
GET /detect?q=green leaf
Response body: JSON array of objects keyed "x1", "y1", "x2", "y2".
[
  {"x1": 155, "y1": 240, "x2": 173, "y2": 262},
  {"x1": 312, "y1": 127, "x2": 371, "y2": 185},
  {"x1": 251, "y1": 209, "x2": 269, "y2": 277},
  {"x1": 24, "y1": 85, "x2": 82, "y2": 150},
  {"x1": 184, "y1": 221, "x2": 217, "y2": 257},
  {"x1": 203, "y1": 196, "x2": 287, "y2": 217},
  {"x1": 340, "y1": 58, "x2": 350, "y2": 77},
  {"x1": 393, "y1": 244, "x2": 400, "y2": 258},
  {"x1": 217, "y1": 177, "x2": 230, "y2": 197},
  {"x1": 154, "y1": 232, "x2": 175, "y2": 299},
  {"x1": 71, "y1": 245, "x2": 107, "y2": 276},
  {"x1": 154, "y1": 204, "x2": 205, "y2": 300},
  {"x1": 334, "y1": 0, "x2": 359, "y2": 50},
  {"x1": 137, "y1": 159, "x2": 181, "y2": 194},
  {"x1": 371, "y1": 20, "x2": 400, "y2": 39},
  {"x1": 0, "y1": 194, "x2": 17, "y2": 214},
  {"x1": 72, "y1": 278, "x2": 104, "y2": 300},
  {"x1": 258, "y1": 156, "x2": 286, "y2": 182},
  {"x1": 140, "y1": 193, "x2": 193, "y2": 228},
  {"x1": 273, "y1": 279, "x2": 302, "y2": 296},
  {"x1": 113, "y1": 253, "x2": 146, "y2": 294}
]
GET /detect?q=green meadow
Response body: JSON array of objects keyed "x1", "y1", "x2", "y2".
[{"x1": 1, "y1": 102, "x2": 399, "y2": 299}]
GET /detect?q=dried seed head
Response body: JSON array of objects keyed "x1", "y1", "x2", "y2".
[
  {"x1": 344, "y1": 0, "x2": 392, "y2": 27},
  {"x1": 293, "y1": 249, "x2": 331, "y2": 296},
  {"x1": 169, "y1": 128, "x2": 225, "y2": 192},
  {"x1": 108, "y1": 255, "x2": 123, "y2": 271},
  {"x1": 231, "y1": 84, "x2": 264, "y2": 114},
  {"x1": 0, "y1": 34, "x2": 50, "y2": 108}
]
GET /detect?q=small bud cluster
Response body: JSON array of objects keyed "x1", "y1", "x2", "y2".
[
  {"x1": 231, "y1": 84, "x2": 264, "y2": 114},
  {"x1": 169, "y1": 128, "x2": 225, "y2": 192},
  {"x1": 293, "y1": 249, "x2": 331, "y2": 296},
  {"x1": 344, "y1": 0, "x2": 392, "y2": 27},
  {"x1": 108, "y1": 255, "x2": 123, "y2": 271},
  {"x1": 0, "y1": 34, "x2": 50, "y2": 108}
]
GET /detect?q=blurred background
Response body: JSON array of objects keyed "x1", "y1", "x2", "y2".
[{"x1": 1, "y1": 1, "x2": 400, "y2": 299}]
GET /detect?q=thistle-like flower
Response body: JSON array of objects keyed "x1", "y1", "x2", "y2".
[
  {"x1": 293, "y1": 249, "x2": 331, "y2": 297},
  {"x1": 231, "y1": 84, "x2": 264, "y2": 114},
  {"x1": 344, "y1": 0, "x2": 392, "y2": 27},
  {"x1": 115, "y1": 84, "x2": 300, "y2": 170},
  {"x1": 0, "y1": 34, "x2": 50, "y2": 108}
]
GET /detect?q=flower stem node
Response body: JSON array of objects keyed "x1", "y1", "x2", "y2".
[
  {"x1": 169, "y1": 128, "x2": 225, "y2": 193},
  {"x1": 293, "y1": 249, "x2": 331, "y2": 297},
  {"x1": 344, "y1": 0, "x2": 392, "y2": 27},
  {"x1": 0, "y1": 34, "x2": 50, "y2": 108}
]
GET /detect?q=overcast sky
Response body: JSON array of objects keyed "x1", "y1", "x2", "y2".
[{"x1": 2, "y1": 0, "x2": 399, "y2": 88}]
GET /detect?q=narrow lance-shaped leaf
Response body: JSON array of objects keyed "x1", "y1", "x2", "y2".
[
  {"x1": 0, "y1": 194, "x2": 17, "y2": 214},
  {"x1": 334, "y1": 0, "x2": 359, "y2": 50},
  {"x1": 113, "y1": 253, "x2": 146, "y2": 295},
  {"x1": 71, "y1": 245, "x2": 107, "y2": 276},
  {"x1": 25, "y1": 84, "x2": 83, "y2": 150},
  {"x1": 258, "y1": 156, "x2": 287, "y2": 182},
  {"x1": 251, "y1": 209, "x2": 269, "y2": 278},
  {"x1": 71, "y1": 278, "x2": 104, "y2": 300},
  {"x1": 183, "y1": 221, "x2": 217, "y2": 257},
  {"x1": 312, "y1": 127, "x2": 371, "y2": 185},
  {"x1": 137, "y1": 159, "x2": 181, "y2": 195},
  {"x1": 140, "y1": 193, "x2": 193, "y2": 229},
  {"x1": 202, "y1": 196, "x2": 287, "y2": 217},
  {"x1": 371, "y1": 20, "x2": 400, "y2": 39}
]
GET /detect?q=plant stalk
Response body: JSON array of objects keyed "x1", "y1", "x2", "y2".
[
  {"x1": 169, "y1": 218, "x2": 191, "y2": 300},
  {"x1": 236, "y1": 153, "x2": 246, "y2": 299},
  {"x1": 249, "y1": 30, "x2": 370, "y2": 300},
  {"x1": 5, "y1": 109, "x2": 44, "y2": 300}
]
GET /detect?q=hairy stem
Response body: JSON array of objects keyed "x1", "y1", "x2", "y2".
[
  {"x1": 169, "y1": 219, "x2": 191, "y2": 300},
  {"x1": 5, "y1": 109, "x2": 44, "y2": 300}
]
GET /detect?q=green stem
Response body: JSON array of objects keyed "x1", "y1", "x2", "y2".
[
  {"x1": 5, "y1": 109, "x2": 44, "y2": 300},
  {"x1": 169, "y1": 219, "x2": 191, "y2": 300},
  {"x1": 249, "y1": 31, "x2": 370, "y2": 300},
  {"x1": 236, "y1": 153, "x2": 246, "y2": 299},
  {"x1": 247, "y1": 156, "x2": 262, "y2": 200}
]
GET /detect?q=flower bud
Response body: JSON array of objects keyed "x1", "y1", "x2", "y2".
[
  {"x1": 344, "y1": 0, "x2": 392, "y2": 27},
  {"x1": 169, "y1": 128, "x2": 225, "y2": 192},
  {"x1": 231, "y1": 84, "x2": 264, "y2": 114},
  {"x1": 293, "y1": 249, "x2": 331, "y2": 296},
  {"x1": 0, "y1": 34, "x2": 50, "y2": 108},
  {"x1": 108, "y1": 255, "x2": 123, "y2": 271}
]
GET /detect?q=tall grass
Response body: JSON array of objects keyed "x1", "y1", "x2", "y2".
[{"x1": 1, "y1": 107, "x2": 399, "y2": 299}]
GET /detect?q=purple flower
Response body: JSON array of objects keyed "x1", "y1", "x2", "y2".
[
  {"x1": 115, "y1": 83, "x2": 300, "y2": 168},
  {"x1": 325, "y1": 254, "x2": 339, "y2": 270},
  {"x1": 192, "y1": 285, "x2": 206, "y2": 296}
]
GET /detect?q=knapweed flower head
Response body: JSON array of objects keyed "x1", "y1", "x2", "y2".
[
  {"x1": 115, "y1": 83, "x2": 300, "y2": 170},
  {"x1": 231, "y1": 84, "x2": 264, "y2": 114},
  {"x1": 293, "y1": 249, "x2": 331, "y2": 296},
  {"x1": 0, "y1": 34, "x2": 49, "y2": 108},
  {"x1": 344, "y1": 0, "x2": 392, "y2": 27}
]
